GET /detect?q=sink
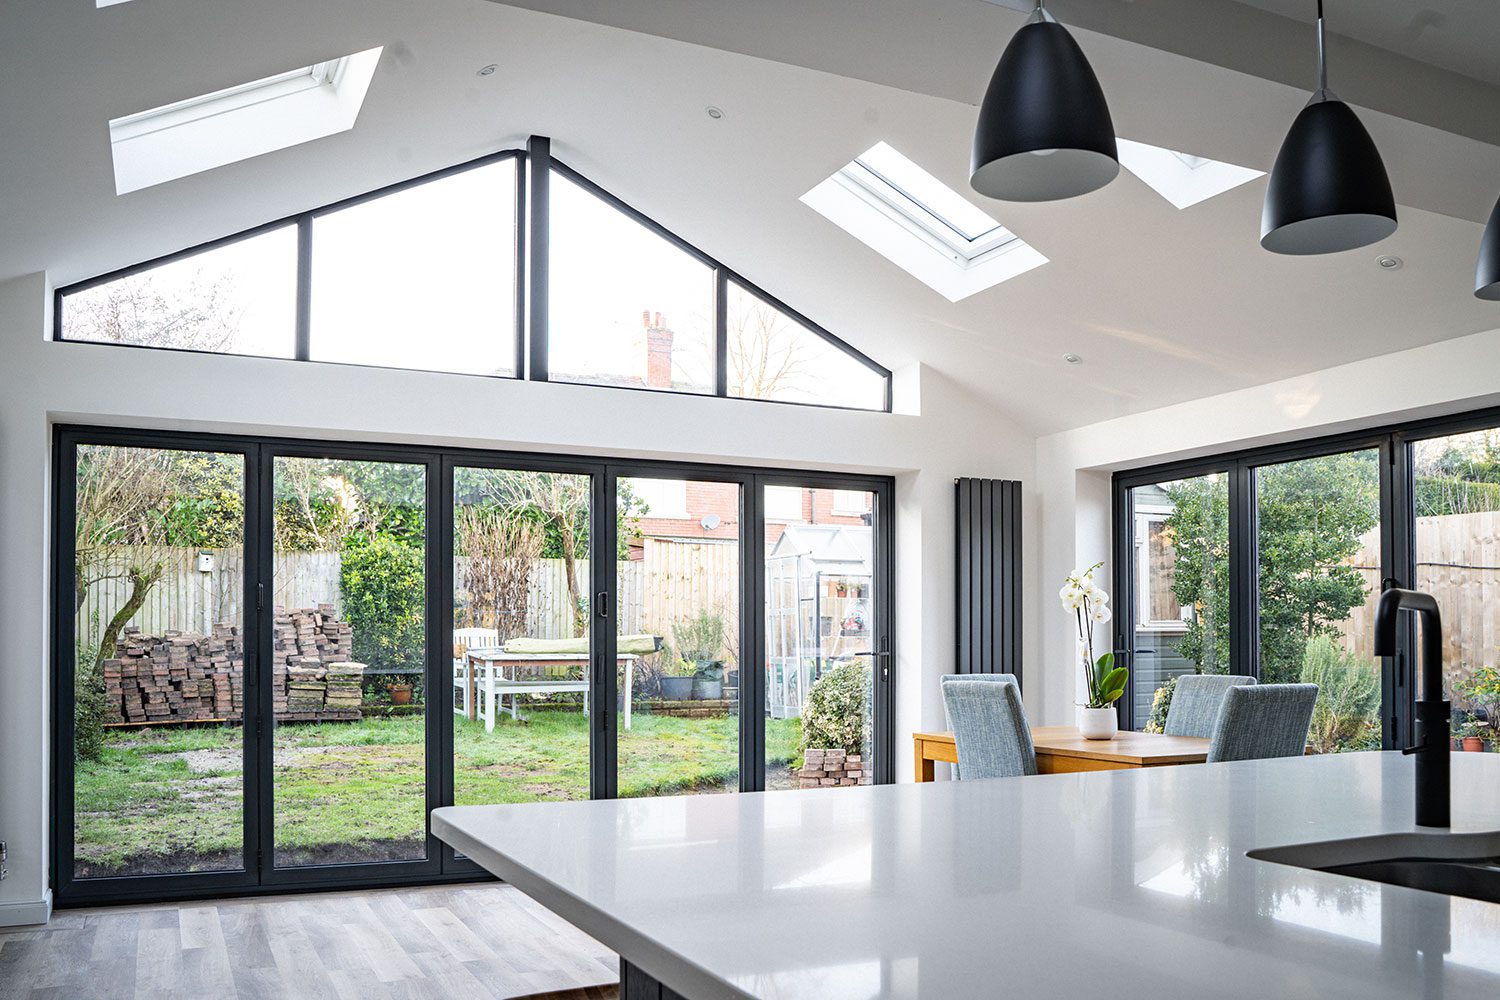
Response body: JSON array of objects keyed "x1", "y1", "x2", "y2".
[{"x1": 1249, "y1": 831, "x2": 1500, "y2": 905}]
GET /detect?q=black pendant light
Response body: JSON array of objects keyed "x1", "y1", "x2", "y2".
[
  {"x1": 970, "y1": 1, "x2": 1119, "y2": 203},
  {"x1": 1261, "y1": 0, "x2": 1396, "y2": 255},
  {"x1": 1475, "y1": 195, "x2": 1500, "y2": 299}
]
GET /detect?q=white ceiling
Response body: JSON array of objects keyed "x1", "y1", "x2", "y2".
[
  {"x1": 1234, "y1": 0, "x2": 1500, "y2": 87},
  {"x1": 2, "y1": 0, "x2": 1499, "y2": 433}
]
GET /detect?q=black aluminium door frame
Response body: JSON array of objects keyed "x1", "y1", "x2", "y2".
[
  {"x1": 1111, "y1": 427, "x2": 1426, "y2": 742},
  {"x1": 51, "y1": 426, "x2": 263, "y2": 906},
  {"x1": 255, "y1": 438, "x2": 445, "y2": 889},
  {"x1": 604, "y1": 463, "x2": 757, "y2": 795},
  {"x1": 755, "y1": 471, "x2": 897, "y2": 786},
  {"x1": 438, "y1": 449, "x2": 609, "y2": 878},
  {"x1": 53, "y1": 423, "x2": 898, "y2": 905}
]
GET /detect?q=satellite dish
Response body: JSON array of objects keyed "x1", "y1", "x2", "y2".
[{"x1": 700, "y1": 514, "x2": 721, "y2": 530}]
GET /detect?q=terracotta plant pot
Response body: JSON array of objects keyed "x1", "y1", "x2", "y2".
[
  {"x1": 389, "y1": 684, "x2": 413, "y2": 706},
  {"x1": 1462, "y1": 736, "x2": 1484, "y2": 752}
]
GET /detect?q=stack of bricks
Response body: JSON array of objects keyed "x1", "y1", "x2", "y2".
[
  {"x1": 99, "y1": 607, "x2": 362, "y2": 726},
  {"x1": 270, "y1": 605, "x2": 361, "y2": 722},
  {"x1": 104, "y1": 624, "x2": 244, "y2": 724},
  {"x1": 797, "y1": 748, "x2": 871, "y2": 788}
]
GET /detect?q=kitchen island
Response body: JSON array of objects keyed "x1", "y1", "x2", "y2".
[{"x1": 432, "y1": 753, "x2": 1500, "y2": 999}]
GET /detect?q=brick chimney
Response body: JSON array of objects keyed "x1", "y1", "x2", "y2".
[{"x1": 643, "y1": 310, "x2": 674, "y2": 389}]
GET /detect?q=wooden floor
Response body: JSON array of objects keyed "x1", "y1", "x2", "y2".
[{"x1": 0, "y1": 883, "x2": 620, "y2": 1000}]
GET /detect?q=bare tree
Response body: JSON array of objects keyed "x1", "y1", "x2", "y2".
[
  {"x1": 727, "y1": 298, "x2": 809, "y2": 399},
  {"x1": 64, "y1": 271, "x2": 244, "y2": 351},
  {"x1": 481, "y1": 472, "x2": 591, "y2": 637},
  {"x1": 456, "y1": 506, "x2": 544, "y2": 641},
  {"x1": 274, "y1": 459, "x2": 362, "y2": 551},
  {"x1": 74, "y1": 446, "x2": 187, "y2": 669}
]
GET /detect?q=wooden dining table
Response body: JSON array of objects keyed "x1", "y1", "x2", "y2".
[{"x1": 912, "y1": 726, "x2": 1210, "y2": 781}]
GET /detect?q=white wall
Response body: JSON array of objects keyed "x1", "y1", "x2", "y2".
[
  {"x1": 0, "y1": 271, "x2": 1038, "y2": 925},
  {"x1": 1034, "y1": 324, "x2": 1500, "y2": 725}
]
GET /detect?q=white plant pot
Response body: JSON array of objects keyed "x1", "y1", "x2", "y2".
[{"x1": 1079, "y1": 706, "x2": 1119, "y2": 740}]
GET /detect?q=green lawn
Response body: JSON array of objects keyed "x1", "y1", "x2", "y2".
[{"x1": 74, "y1": 710, "x2": 802, "y2": 878}]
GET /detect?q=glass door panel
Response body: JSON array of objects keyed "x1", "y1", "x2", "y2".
[
  {"x1": 765, "y1": 485, "x2": 877, "y2": 790},
  {"x1": 616, "y1": 476, "x2": 741, "y2": 797},
  {"x1": 271, "y1": 456, "x2": 428, "y2": 867},
  {"x1": 1254, "y1": 449, "x2": 1382, "y2": 752},
  {"x1": 1412, "y1": 430, "x2": 1500, "y2": 754},
  {"x1": 71, "y1": 444, "x2": 247, "y2": 878},
  {"x1": 452, "y1": 466, "x2": 593, "y2": 804},
  {"x1": 1126, "y1": 475, "x2": 1229, "y2": 732}
]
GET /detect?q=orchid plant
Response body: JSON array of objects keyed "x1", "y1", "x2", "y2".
[{"x1": 1061, "y1": 562, "x2": 1128, "y2": 710}]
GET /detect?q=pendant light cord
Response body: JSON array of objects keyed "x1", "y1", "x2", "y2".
[{"x1": 1315, "y1": 0, "x2": 1329, "y2": 98}]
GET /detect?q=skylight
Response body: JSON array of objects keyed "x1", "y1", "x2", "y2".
[
  {"x1": 108, "y1": 47, "x2": 383, "y2": 195},
  {"x1": 802, "y1": 142, "x2": 1047, "y2": 302},
  {"x1": 1116, "y1": 139, "x2": 1265, "y2": 210}
]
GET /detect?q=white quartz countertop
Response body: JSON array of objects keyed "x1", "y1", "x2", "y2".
[{"x1": 432, "y1": 753, "x2": 1500, "y2": 999}]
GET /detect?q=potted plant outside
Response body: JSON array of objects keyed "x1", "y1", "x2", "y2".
[
  {"x1": 1457, "y1": 720, "x2": 1487, "y2": 753},
  {"x1": 673, "y1": 609, "x2": 728, "y2": 700},
  {"x1": 388, "y1": 679, "x2": 414, "y2": 706},
  {"x1": 693, "y1": 660, "x2": 725, "y2": 700},
  {"x1": 659, "y1": 659, "x2": 696, "y2": 701},
  {"x1": 1062, "y1": 562, "x2": 1127, "y2": 739}
]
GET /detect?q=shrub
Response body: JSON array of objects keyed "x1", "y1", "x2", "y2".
[
  {"x1": 1300, "y1": 634, "x2": 1380, "y2": 753},
  {"x1": 673, "y1": 608, "x2": 728, "y2": 668},
  {"x1": 340, "y1": 535, "x2": 425, "y2": 676},
  {"x1": 800, "y1": 660, "x2": 871, "y2": 756},
  {"x1": 1143, "y1": 675, "x2": 1178, "y2": 734},
  {"x1": 74, "y1": 614, "x2": 108, "y2": 763}
]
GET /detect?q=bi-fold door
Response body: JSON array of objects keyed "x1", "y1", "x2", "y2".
[{"x1": 54, "y1": 427, "x2": 893, "y2": 905}]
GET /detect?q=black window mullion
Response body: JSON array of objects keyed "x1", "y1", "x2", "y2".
[
  {"x1": 513, "y1": 153, "x2": 529, "y2": 379},
  {"x1": 714, "y1": 268, "x2": 729, "y2": 398},
  {"x1": 252, "y1": 443, "x2": 276, "y2": 882},
  {"x1": 741, "y1": 477, "x2": 765, "y2": 792},
  {"x1": 1385, "y1": 433, "x2": 1416, "y2": 750},
  {"x1": 422, "y1": 451, "x2": 444, "y2": 866},
  {"x1": 294, "y1": 216, "x2": 312, "y2": 362},
  {"x1": 1229, "y1": 462, "x2": 1258, "y2": 678},
  {"x1": 591, "y1": 468, "x2": 618, "y2": 799},
  {"x1": 436, "y1": 455, "x2": 463, "y2": 872},
  {"x1": 874, "y1": 480, "x2": 896, "y2": 784},
  {"x1": 526, "y1": 135, "x2": 551, "y2": 383},
  {"x1": 1112, "y1": 478, "x2": 1136, "y2": 729}
]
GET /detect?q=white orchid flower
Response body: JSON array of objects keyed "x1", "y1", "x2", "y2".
[{"x1": 1092, "y1": 605, "x2": 1113, "y2": 624}]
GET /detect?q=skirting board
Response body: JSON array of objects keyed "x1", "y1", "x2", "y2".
[{"x1": 0, "y1": 891, "x2": 53, "y2": 927}]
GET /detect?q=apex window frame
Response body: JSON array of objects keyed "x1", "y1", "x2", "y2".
[
  {"x1": 55, "y1": 150, "x2": 526, "y2": 375},
  {"x1": 55, "y1": 138, "x2": 892, "y2": 413}
]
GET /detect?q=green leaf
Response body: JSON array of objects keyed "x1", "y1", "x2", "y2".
[{"x1": 1094, "y1": 651, "x2": 1115, "y2": 673}]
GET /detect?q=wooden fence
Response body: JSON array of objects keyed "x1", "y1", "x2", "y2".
[
  {"x1": 77, "y1": 538, "x2": 742, "y2": 659},
  {"x1": 1339, "y1": 510, "x2": 1500, "y2": 702}
]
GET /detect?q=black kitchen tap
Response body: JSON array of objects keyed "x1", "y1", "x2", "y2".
[{"x1": 1373, "y1": 587, "x2": 1450, "y2": 828}]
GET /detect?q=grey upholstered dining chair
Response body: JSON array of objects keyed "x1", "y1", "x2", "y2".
[
  {"x1": 940, "y1": 676, "x2": 1037, "y2": 779},
  {"x1": 1205, "y1": 683, "x2": 1319, "y2": 763},
  {"x1": 1164, "y1": 673, "x2": 1258, "y2": 738}
]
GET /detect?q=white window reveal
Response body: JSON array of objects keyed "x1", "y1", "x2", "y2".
[
  {"x1": 109, "y1": 48, "x2": 384, "y2": 194},
  {"x1": 801, "y1": 141, "x2": 1047, "y2": 302},
  {"x1": 1116, "y1": 139, "x2": 1265, "y2": 210}
]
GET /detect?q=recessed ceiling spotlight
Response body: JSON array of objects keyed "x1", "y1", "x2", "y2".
[
  {"x1": 1377, "y1": 255, "x2": 1403, "y2": 270},
  {"x1": 477, "y1": 64, "x2": 498, "y2": 77},
  {"x1": 1063, "y1": 353, "x2": 1083, "y2": 365},
  {"x1": 705, "y1": 106, "x2": 725, "y2": 120}
]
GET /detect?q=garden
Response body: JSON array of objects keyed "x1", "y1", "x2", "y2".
[
  {"x1": 73, "y1": 710, "x2": 804, "y2": 878},
  {"x1": 70, "y1": 447, "x2": 872, "y2": 879}
]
